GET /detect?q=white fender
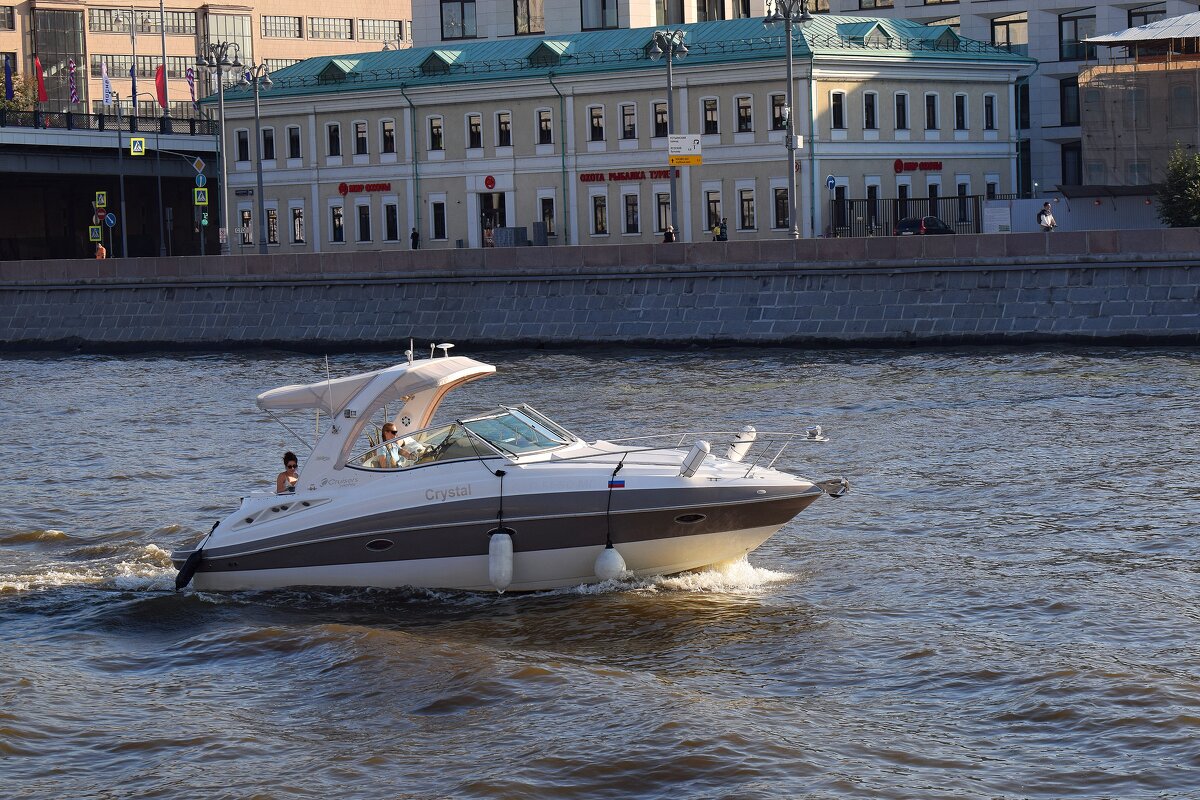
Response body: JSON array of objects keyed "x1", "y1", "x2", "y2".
[
  {"x1": 594, "y1": 544, "x2": 626, "y2": 581},
  {"x1": 488, "y1": 531, "x2": 513, "y2": 593},
  {"x1": 724, "y1": 425, "x2": 757, "y2": 462},
  {"x1": 679, "y1": 440, "x2": 711, "y2": 478}
]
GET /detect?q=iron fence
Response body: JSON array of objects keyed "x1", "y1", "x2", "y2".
[
  {"x1": 826, "y1": 194, "x2": 994, "y2": 237},
  {"x1": 0, "y1": 109, "x2": 217, "y2": 136}
]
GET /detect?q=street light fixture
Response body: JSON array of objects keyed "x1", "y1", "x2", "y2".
[
  {"x1": 648, "y1": 29, "x2": 688, "y2": 241},
  {"x1": 197, "y1": 40, "x2": 241, "y2": 255},
  {"x1": 240, "y1": 61, "x2": 272, "y2": 256},
  {"x1": 765, "y1": 0, "x2": 812, "y2": 239}
]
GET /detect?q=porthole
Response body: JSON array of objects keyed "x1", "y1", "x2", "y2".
[
  {"x1": 675, "y1": 513, "x2": 706, "y2": 524},
  {"x1": 366, "y1": 539, "x2": 394, "y2": 551}
]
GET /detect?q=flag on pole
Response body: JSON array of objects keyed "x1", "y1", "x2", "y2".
[
  {"x1": 154, "y1": 64, "x2": 166, "y2": 109},
  {"x1": 3, "y1": 54, "x2": 12, "y2": 102},
  {"x1": 102, "y1": 61, "x2": 112, "y2": 105},
  {"x1": 185, "y1": 67, "x2": 197, "y2": 112},
  {"x1": 34, "y1": 56, "x2": 48, "y2": 102},
  {"x1": 129, "y1": 65, "x2": 137, "y2": 106},
  {"x1": 69, "y1": 58, "x2": 79, "y2": 103}
]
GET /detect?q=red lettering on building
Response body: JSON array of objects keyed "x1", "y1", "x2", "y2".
[{"x1": 894, "y1": 159, "x2": 943, "y2": 174}]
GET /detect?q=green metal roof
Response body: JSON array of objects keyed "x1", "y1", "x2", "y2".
[{"x1": 225, "y1": 15, "x2": 1033, "y2": 103}]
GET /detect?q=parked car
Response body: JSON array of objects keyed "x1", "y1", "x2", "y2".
[{"x1": 894, "y1": 216, "x2": 955, "y2": 236}]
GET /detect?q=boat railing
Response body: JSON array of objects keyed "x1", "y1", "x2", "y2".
[{"x1": 569, "y1": 428, "x2": 827, "y2": 474}]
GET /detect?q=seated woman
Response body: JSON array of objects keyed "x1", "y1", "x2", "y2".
[{"x1": 276, "y1": 451, "x2": 299, "y2": 494}]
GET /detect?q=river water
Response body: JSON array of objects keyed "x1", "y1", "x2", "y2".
[{"x1": 1, "y1": 346, "x2": 1198, "y2": 799}]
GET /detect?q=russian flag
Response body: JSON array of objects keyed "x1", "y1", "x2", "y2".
[{"x1": 608, "y1": 479, "x2": 625, "y2": 488}]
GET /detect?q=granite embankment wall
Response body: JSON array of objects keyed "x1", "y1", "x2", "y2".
[{"x1": 2, "y1": 229, "x2": 1198, "y2": 350}]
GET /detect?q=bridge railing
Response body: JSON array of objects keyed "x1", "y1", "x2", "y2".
[{"x1": 0, "y1": 109, "x2": 217, "y2": 136}]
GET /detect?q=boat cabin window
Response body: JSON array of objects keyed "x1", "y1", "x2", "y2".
[{"x1": 349, "y1": 408, "x2": 572, "y2": 471}]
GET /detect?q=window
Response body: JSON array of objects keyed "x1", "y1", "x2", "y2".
[
  {"x1": 237, "y1": 130, "x2": 249, "y2": 162},
  {"x1": 429, "y1": 117, "x2": 444, "y2": 151},
  {"x1": 357, "y1": 205, "x2": 371, "y2": 241},
  {"x1": 262, "y1": 16, "x2": 301, "y2": 38},
  {"x1": 697, "y1": 0, "x2": 724, "y2": 20},
  {"x1": 928, "y1": 183, "x2": 939, "y2": 217},
  {"x1": 1127, "y1": 161, "x2": 1150, "y2": 185},
  {"x1": 240, "y1": 210, "x2": 253, "y2": 245},
  {"x1": 264, "y1": 58, "x2": 300, "y2": 73},
  {"x1": 703, "y1": 99, "x2": 719, "y2": 134},
  {"x1": 514, "y1": 0, "x2": 545, "y2": 34},
  {"x1": 624, "y1": 194, "x2": 639, "y2": 234},
  {"x1": 954, "y1": 94, "x2": 967, "y2": 130},
  {"x1": 589, "y1": 106, "x2": 605, "y2": 141},
  {"x1": 581, "y1": 0, "x2": 617, "y2": 30},
  {"x1": 1059, "y1": 78, "x2": 1079, "y2": 126},
  {"x1": 1124, "y1": 87, "x2": 1147, "y2": 129},
  {"x1": 381, "y1": 120, "x2": 396, "y2": 154},
  {"x1": 897, "y1": 183, "x2": 910, "y2": 218},
  {"x1": 262, "y1": 128, "x2": 275, "y2": 160},
  {"x1": 331, "y1": 206, "x2": 345, "y2": 242},
  {"x1": 992, "y1": 13, "x2": 1028, "y2": 56},
  {"x1": 658, "y1": 0, "x2": 685, "y2": 25},
  {"x1": 541, "y1": 197, "x2": 556, "y2": 236},
  {"x1": 267, "y1": 209, "x2": 279, "y2": 244},
  {"x1": 358, "y1": 19, "x2": 405, "y2": 40},
  {"x1": 1170, "y1": 84, "x2": 1197, "y2": 128},
  {"x1": 621, "y1": 104, "x2": 636, "y2": 139},
  {"x1": 441, "y1": 0, "x2": 477, "y2": 38},
  {"x1": 739, "y1": 189, "x2": 755, "y2": 230},
  {"x1": 292, "y1": 208, "x2": 305, "y2": 243},
  {"x1": 354, "y1": 122, "x2": 368, "y2": 155},
  {"x1": 984, "y1": 95, "x2": 996, "y2": 131},
  {"x1": 925, "y1": 94, "x2": 939, "y2": 130},
  {"x1": 497, "y1": 112, "x2": 512, "y2": 147},
  {"x1": 895, "y1": 93, "x2": 908, "y2": 130},
  {"x1": 468, "y1": 114, "x2": 483, "y2": 149},
  {"x1": 432, "y1": 201, "x2": 447, "y2": 239},
  {"x1": 866, "y1": 185, "x2": 879, "y2": 230},
  {"x1": 1129, "y1": 4, "x2": 1165, "y2": 28},
  {"x1": 771, "y1": 94, "x2": 787, "y2": 131},
  {"x1": 704, "y1": 190, "x2": 721, "y2": 229},
  {"x1": 1017, "y1": 83, "x2": 1029, "y2": 130},
  {"x1": 1059, "y1": 11, "x2": 1096, "y2": 61},
  {"x1": 656, "y1": 193, "x2": 671, "y2": 232},
  {"x1": 654, "y1": 102, "x2": 668, "y2": 137},
  {"x1": 831, "y1": 92, "x2": 846, "y2": 129},
  {"x1": 385, "y1": 204, "x2": 399, "y2": 240},
  {"x1": 327, "y1": 123, "x2": 341, "y2": 157},
  {"x1": 774, "y1": 188, "x2": 789, "y2": 229},
  {"x1": 858, "y1": 0, "x2": 892, "y2": 6},
  {"x1": 986, "y1": 182, "x2": 998, "y2": 199},
  {"x1": 288, "y1": 126, "x2": 301, "y2": 159},
  {"x1": 592, "y1": 195, "x2": 608, "y2": 234},
  {"x1": 864, "y1": 92, "x2": 877, "y2": 130},
  {"x1": 1062, "y1": 142, "x2": 1082, "y2": 185},
  {"x1": 737, "y1": 97, "x2": 753, "y2": 133},
  {"x1": 309, "y1": 17, "x2": 352, "y2": 39},
  {"x1": 538, "y1": 109, "x2": 553, "y2": 144}
]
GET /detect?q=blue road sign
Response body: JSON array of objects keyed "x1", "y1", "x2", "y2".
[
  {"x1": 195, "y1": 173, "x2": 207, "y2": 188},
  {"x1": 826, "y1": 175, "x2": 836, "y2": 191},
  {"x1": 104, "y1": 212, "x2": 117, "y2": 228}
]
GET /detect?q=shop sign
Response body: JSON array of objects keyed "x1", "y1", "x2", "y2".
[
  {"x1": 894, "y1": 159, "x2": 943, "y2": 173},
  {"x1": 579, "y1": 169, "x2": 679, "y2": 183},
  {"x1": 338, "y1": 182, "x2": 393, "y2": 195}
]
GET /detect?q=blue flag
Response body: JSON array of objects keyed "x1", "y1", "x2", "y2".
[
  {"x1": 3, "y1": 54, "x2": 12, "y2": 101},
  {"x1": 129, "y1": 64, "x2": 137, "y2": 107}
]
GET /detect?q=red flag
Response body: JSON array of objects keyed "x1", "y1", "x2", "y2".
[
  {"x1": 155, "y1": 65, "x2": 166, "y2": 109},
  {"x1": 34, "y1": 56, "x2": 47, "y2": 102}
]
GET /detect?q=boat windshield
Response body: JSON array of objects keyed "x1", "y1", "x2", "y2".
[{"x1": 461, "y1": 407, "x2": 572, "y2": 455}]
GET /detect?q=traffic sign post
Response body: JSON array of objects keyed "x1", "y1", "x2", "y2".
[
  {"x1": 668, "y1": 134, "x2": 702, "y2": 166},
  {"x1": 88, "y1": 226, "x2": 102, "y2": 243},
  {"x1": 194, "y1": 187, "x2": 209, "y2": 206},
  {"x1": 195, "y1": 173, "x2": 207, "y2": 188},
  {"x1": 130, "y1": 138, "x2": 146, "y2": 156},
  {"x1": 95, "y1": 191, "x2": 107, "y2": 207},
  {"x1": 105, "y1": 212, "x2": 117, "y2": 228}
]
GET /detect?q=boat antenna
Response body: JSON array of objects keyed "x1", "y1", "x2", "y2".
[
  {"x1": 324, "y1": 355, "x2": 335, "y2": 432},
  {"x1": 429, "y1": 342, "x2": 435, "y2": 360},
  {"x1": 436, "y1": 342, "x2": 455, "y2": 358},
  {"x1": 406, "y1": 339, "x2": 414, "y2": 365}
]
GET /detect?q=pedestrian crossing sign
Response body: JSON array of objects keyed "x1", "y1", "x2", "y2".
[
  {"x1": 130, "y1": 138, "x2": 146, "y2": 156},
  {"x1": 95, "y1": 191, "x2": 107, "y2": 207},
  {"x1": 194, "y1": 187, "x2": 209, "y2": 206},
  {"x1": 89, "y1": 226, "x2": 102, "y2": 242}
]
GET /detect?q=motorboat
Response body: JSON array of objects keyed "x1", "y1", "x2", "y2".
[{"x1": 172, "y1": 348, "x2": 849, "y2": 593}]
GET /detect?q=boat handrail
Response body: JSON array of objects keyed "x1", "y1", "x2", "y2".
[{"x1": 554, "y1": 429, "x2": 827, "y2": 474}]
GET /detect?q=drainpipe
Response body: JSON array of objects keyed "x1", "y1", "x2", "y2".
[
  {"x1": 808, "y1": 49, "x2": 817, "y2": 238},
  {"x1": 547, "y1": 71, "x2": 570, "y2": 246},
  {"x1": 400, "y1": 84, "x2": 420, "y2": 238}
]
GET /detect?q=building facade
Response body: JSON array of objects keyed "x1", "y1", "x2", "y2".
[{"x1": 217, "y1": 16, "x2": 1030, "y2": 252}]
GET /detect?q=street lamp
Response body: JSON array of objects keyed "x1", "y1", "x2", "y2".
[
  {"x1": 197, "y1": 41, "x2": 241, "y2": 255},
  {"x1": 241, "y1": 61, "x2": 272, "y2": 255},
  {"x1": 648, "y1": 29, "x2": 688, "y2": 240},
  {"x1": 765, "y1": 0, "x2": 811, "y2": 239},
  {"x1": 110, "y1": 90, "x2": 131, "y2": 258}
]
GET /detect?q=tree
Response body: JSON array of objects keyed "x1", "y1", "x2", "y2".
[
  {"x1": 1157, "y1": 145, "x2": 1200, "y2": 228},
  {"x1": 0, "y1": 74, "x2": 37, "y2": 112}
]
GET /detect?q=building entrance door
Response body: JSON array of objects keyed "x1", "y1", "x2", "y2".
[{"x1": 480, "y1": 192, "x2": 506, "y2": 245}]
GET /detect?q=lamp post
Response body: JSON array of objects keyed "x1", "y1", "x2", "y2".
[
  {"x1": 765, "y1": 0, "x2": 811, "y2": 239},
  {"x1": 241, "y1": 61, "x2": 271, "y2": 255},
  {"x1": 111, "y1": 90, "x2": 130, "y2": 258},
  {"x1": 197, "y1": 40, "x2": 241, "y2": 255},
  {"x1": 135, "y1": 90, "x2": 168, "y2": 256},
  {"x1": 648, "y1": 29, "x2": 688, "y2": 240}
]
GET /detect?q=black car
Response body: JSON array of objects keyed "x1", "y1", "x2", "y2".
[{"x1": 894, "y1": 216, "x2": 955, "y2": 235}]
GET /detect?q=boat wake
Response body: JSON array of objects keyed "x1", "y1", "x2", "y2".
[
  {"x1": 0, "y1": 543, "x2": 177, "y2": 594},
  {"x1": 566, "y1": 557, "x2": 794, "y2": 596}
]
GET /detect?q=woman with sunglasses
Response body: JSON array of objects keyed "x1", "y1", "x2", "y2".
[{"x1": 276, "y1": 451, "x2": 300, "y2": 494}]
